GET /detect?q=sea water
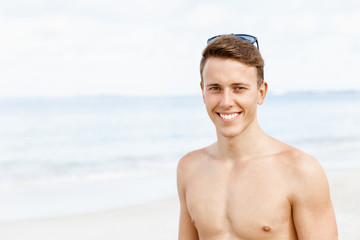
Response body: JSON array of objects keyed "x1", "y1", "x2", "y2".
[{"x1": 0, "y1": 92, "x2": 359, "y2": 220}]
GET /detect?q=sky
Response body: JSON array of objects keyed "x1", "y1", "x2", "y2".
[{"x1": 0, "y1": 0, "x2": 360, "y2": 97}]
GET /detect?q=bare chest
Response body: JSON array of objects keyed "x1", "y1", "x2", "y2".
[{"x1": 186, "y1": 164, "x2": 297, "y2": 239}]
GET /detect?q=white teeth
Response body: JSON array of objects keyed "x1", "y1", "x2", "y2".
[{"x1": 219, "y1": 113, "x2": 239, "y2": 120}]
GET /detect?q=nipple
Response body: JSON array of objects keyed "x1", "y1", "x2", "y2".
[
  {"x1": 262, "y1": 225, "x2": 272, "y2": 232},
  {"x1": 191, "y1": 218, "x2": 196, "y2": 226}
]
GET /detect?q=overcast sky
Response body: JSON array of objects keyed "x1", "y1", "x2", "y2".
[{"x1": 1, "y1": 0, "x2": 360, "y2": 97}]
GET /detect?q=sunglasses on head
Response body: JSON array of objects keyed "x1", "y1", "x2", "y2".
[{"x1": 207, "y1": 33, "x2": 259, "y2": 50}]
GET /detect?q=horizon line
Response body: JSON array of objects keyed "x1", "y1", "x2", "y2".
[{"x1": 1, "y1": 89, "x2": 360, "y2": 100}]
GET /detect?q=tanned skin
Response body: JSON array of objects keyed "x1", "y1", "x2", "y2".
[{"x1": 177, "y1": 57, "x2": 338, "y2": 240}]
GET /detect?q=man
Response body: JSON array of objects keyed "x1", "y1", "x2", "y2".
[{"x1": 177, "y1": 34, "x2": 338, "y2": 239}]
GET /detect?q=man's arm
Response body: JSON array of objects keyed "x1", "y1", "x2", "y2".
[
  {"x1": 291, "y1": 154, "x2": 338, "y2": 240},
  {"x1": 177, "y1": 155, "x2": 199, "y2": 240}
]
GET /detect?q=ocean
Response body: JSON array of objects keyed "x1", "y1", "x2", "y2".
[{"x1": 0, "y1": 92, "x2": 359, "y2": 221}]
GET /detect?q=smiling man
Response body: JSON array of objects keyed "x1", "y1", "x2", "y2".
[{"x1": 177, "y1": 34, "x2": 338, "y2": 240}]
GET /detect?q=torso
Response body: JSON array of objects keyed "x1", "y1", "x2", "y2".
[{"x1": 184, "y1": 145, "x2": 300, "y2": 240}]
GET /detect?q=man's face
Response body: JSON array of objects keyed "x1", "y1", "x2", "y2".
[{"x1": 201, "y1": 57, "x2": 267, "y2": 138}]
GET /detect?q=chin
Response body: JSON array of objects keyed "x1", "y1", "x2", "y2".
[{"x1": 217, "y1": 128, "x2": 243, "y2": 139}]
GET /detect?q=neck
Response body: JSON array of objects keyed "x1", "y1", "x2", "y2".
[{"x1": 215, "y1": 121, "x2": 269, "y2": 162}]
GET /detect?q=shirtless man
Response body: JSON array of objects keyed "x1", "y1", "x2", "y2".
[{"x1": 177, "y1": 34, "x2": 338, "y2": 240}]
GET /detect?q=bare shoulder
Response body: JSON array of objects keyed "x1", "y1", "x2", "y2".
[
  {"x1": 177, "y1": 148, "x2": 210, "y2": 239},
  {"x1": 177, "y1": 148, "x2": 204, "y2": 169},
  {"x1": 279, "y1": 145, "x2": 330, "y2": 202},
  {"x1": 177, "y1": 146, "x2": 211, "y2": 187},
  {"x1": 285, "y1": 146, "x2": 326, "y2": 182},
  {"x1": 279, "y1": 146, "x2": 337, "y2": 238},
  {"x1": 177, "y1": 147, "x2": 209, "y2": 178}
]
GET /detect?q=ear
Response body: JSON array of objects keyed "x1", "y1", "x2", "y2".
[
  {"x1": 257, "y1": 81, "x2": 268, "y2": 105},
  {"x1": 200, "y1": 81, "x2": 205, "y2": 103}
]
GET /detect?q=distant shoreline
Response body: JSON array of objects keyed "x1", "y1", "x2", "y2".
[{"x1": 1, "y1": 90, "x2": 360, "y2": 100}]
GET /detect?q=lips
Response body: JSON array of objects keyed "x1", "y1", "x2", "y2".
[{"x1": 218, "y1": 112, "x2": 240, "y2": 120}]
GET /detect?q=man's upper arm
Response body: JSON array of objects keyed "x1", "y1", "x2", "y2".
[
  {"x1": 177, "y1": 154, "x2": 199, "y2": 240},
  {"x1": 291, "y1": 155, "x2": 338, "y2": 240}
]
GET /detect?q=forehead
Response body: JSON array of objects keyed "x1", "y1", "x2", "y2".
[{"x1": 202, "y1": 57, "x2": 257, "y2": 85}]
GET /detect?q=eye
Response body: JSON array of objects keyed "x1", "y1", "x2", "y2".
[
  {"x1": 208, "y1": 87, "x2": 220, "y2": 91},
  {"x1": 234, "y1": 87, "x2": 246, "y2": 91}
]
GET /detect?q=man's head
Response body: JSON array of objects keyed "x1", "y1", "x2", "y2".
[{"x1": 200, "y1": 34, "x2": 264, "y2": 89}]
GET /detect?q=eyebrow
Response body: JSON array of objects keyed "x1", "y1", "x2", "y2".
[
  {"x1": 205, "y1": 82, "x2": 251, "y2": 87},
  {"x1": 231, "y1": 83, "x2": 250, "y2": 87},
  {"x1": 205, "y1": 83, "x2": 221, "y2": 87}
]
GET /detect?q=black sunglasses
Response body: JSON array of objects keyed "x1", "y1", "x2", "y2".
[{"x1": 207, "y1": 33, "x2": 259, "y2": 50}]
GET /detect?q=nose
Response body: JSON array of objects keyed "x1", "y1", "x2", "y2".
[{"x1": 220, "y1": 89, "x2": 234, "y2": 108}]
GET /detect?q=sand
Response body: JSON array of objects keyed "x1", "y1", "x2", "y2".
[
  {"x1": 327, "y1": 168, "x2": 360, "y2": 239},
  {"x1": 0, "y1": 197, "x2": 180, "y2": 240},
  {"x1": 1, "y1": 168, "x2": 359, "y2": 240}
]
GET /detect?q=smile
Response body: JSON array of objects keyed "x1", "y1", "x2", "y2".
[{"x1": 218, "y1": 112, "x2": 240, "y2": 120}]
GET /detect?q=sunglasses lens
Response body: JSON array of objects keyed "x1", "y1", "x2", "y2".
[
  {"x1": 234, "y1": 34, "x2": 256, "y2": 44},
  {"x1": 207, "y1": 35, "x2": 219, "y2": 43},
  {"x1": 207, "y1": 34, "x2": 259, "y2": 49}
]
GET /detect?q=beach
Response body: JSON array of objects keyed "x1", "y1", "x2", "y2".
[
  {"x1": 1, "y1": 167, "x2": 359, "y2": 240},
  {"x1": 0, "y1": 94, "x2": 359, "y2": 239},
  {"x1": 0, "y1": 196, "x2": 179, "y2": 240},
  {"x1": 327, "y1": 168, "x2": 360, "y2": 239}
]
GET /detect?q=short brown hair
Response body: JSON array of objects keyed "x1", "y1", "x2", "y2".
[{"x1": 200, "y1": 35, "x2": 264, "y2": 88}]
